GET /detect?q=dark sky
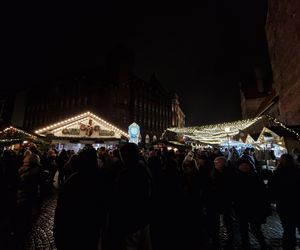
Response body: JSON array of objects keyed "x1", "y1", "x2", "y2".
[{"x1": 1, "y1": 1, "x2": 268, "y2": 126}]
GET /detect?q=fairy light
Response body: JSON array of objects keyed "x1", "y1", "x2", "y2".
[
  {"x1": 0, "y1": 138, "x2": 23, "y2": 142},
  {"x1": 52, "y1": 117, "x2": 89, "y2": 133},
  {"x1": 35, "y1": 111, "x2": 129, "y2": 138},
  {"x1": 266, "y1": 115, "x2": 300, "y2": 140},
  {"x1": 167, "y1": 117, "x2": 263, "y2": 144},
  {"x1": 166, "y1": 115, "x2": 300, "y2": 145},
  {"x1": 1, "y1": 126, "x2": 37, "y2": 139}
]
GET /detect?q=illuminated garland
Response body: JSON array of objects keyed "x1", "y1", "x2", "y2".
[
  {"x1": 0, "y1": 138, "x2": 24, "y2": 142},
  {"x1": 166, "y1": 115, "x2": 300, "y2": 145},
  {"x1": 0, "y1": 126, "x2": 37, "y2": 142},
  {"x1": 266, "y1": 115, "x2": 300, "y2": 140},
  {"x1": 35, "y1": 111, "x2": 129, "y2": 138},
  {"x1": 167, "y1": 117, "x2": 263, "y2": 144}
]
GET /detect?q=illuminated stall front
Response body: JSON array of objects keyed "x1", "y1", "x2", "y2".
[
  {"x1": 35, "y1": 111, "x2": 129, "y2": 152},
  {"x1": 0, "y1": 126, "x2": 37, "y2": 150},
  {"x1": 163, "y1": 115, "x2": 300, "y2": 157}
]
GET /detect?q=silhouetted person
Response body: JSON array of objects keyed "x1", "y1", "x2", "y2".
[
  {"x1": 151, "y1": 149, "x2": 182, "y2": 250},
  {"x1": 147, "y1": 149, "x2": 162, "y2": 196},
  {"x1": 240, "y1": 147, "x2": 257, "y2": 172},
  {"x1": 103, "y1": 143, "x2": 152, "y2": 250},
  {"x1": 0, "y1": 151, "x2": 14, "y2": 249},
  {"x1": 181, "y1": 151, "x2": 205, "y2": 249},
  {"x1": 63, "y1": 153, "x2": 79, "y2": 181},
  {"x1": 56, "y1": 149, "x2": 69, "y2": 185},
  {"x1": 269, "y1": 154, "x2": 300, "y2": 250},
  {"x1": 54, "y1": 148, "x2": 105, "y2": 250},
  {"x1": 233, "y1": 159, "x2": 271, "y2": 250},
  {"x1": 204, "y1": 156, "x2": 235, "y2": 249},
  {"x1": 15, "y1": 145, "x2": 41, "y2": 248}
]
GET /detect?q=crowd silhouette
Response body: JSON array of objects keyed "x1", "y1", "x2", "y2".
[{"x1": 1, "y1": 143, "x2": 300, "y2": 250}]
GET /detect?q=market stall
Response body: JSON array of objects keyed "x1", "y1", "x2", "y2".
[
  {"x1": 35, "y1": 111, "x2": 129, "y2": 152},
  {"x1": 0, "y1": 126, "x2": 37, "y2": 150},
  {"x1": 163, "y1": 115, "x2": 300, "y2": 159}
]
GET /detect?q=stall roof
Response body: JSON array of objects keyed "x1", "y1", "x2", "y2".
[
  {"x1": 265, "y1": 126, "x2": 298, "y2": 139},
  {"x1": 164, "y1": 115, "x2": 300, "y2": 145},
  {"x1": 0, "y1": 126, "x2": 37, "y2": 143},
  {"x1": 35, "y1": 111, "x2": 129, "y2": 139},
  {"x1": 166, "y1": 116, "x2": 263, "y2": 144}
]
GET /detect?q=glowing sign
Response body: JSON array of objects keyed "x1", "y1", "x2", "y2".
[{"x1": 128, "y1": 122, "x2": 140, "y2": 145}]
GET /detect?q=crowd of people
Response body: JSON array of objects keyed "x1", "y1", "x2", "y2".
[{"x1": 1, "y1": 143, "x2": 300, "y2": 250}]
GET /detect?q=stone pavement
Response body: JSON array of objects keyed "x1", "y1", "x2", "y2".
[
  {"x1": 25, "y1": 193, "x2": 299, "y2": 250},
  {"x1": 24, "y1": 195, "x2": 58, "y2": 250}
]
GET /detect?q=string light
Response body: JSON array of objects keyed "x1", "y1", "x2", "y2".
[
  {"x1": 166, "y1": 115, "x2": 300, "y2": 145},
  {"x1": 0, "y1": 138, "x2": 25, "y2": 142},
  {"x1": 266, "y1": 115, "x2": 300, "y2": 140},
  {"x1": 35, "y1": 111, "x2": 129, "y2": 138},
  {"x1": 167, "y1": 117, "x2": 263, "y2": 144},
  {"x1": 0, "y1": 126, "x2": 37, "y2": 142}
]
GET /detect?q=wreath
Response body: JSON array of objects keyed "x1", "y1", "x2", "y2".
[
  {"x1": 80, "y1": 124, "x2": 86, "y2": 131},
  {"x1": 62, "y1": 129, "x2": 69, "y2": 135}
]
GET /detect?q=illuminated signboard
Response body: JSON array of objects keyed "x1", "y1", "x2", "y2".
[{"x1": 128, "y1": 122, "x2": 140, "y2": 145}]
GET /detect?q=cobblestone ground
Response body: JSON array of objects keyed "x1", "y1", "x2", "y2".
[
  {"x1": 24, "y1": 194, "x2": 58, "y2": 250},
  {"x1": 25, "y1": 193, "x2": 300, "y2": 250}
]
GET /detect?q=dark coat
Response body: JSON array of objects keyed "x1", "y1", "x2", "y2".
[
  {"x1": 233, "y1": 170, "x2": 271, "y2": 224},
  {"x1": 108, "y1": 162, "x2": 152, "y2": 235},
  {"x1": 204, "y1": 167, "x2": 234, "y2": 213},
  {"x1": 54, "y1": 171, "x2": 105, "y2": 250},
  {"x1": 268, "y1": 166, "x2": 300, "y2": 216}
]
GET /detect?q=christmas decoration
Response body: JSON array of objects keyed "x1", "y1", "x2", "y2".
[{"x1": 164, "y1": 115, "x2": 300, "y2": 145}]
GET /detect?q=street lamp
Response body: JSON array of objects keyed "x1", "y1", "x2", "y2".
[{"x1": 224, "y1": 127, "x2": 230, "y2": 148}]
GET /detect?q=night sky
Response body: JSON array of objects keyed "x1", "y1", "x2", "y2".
[{"x1": 1, "y1": 1, "x2": 268, "y2": 126}]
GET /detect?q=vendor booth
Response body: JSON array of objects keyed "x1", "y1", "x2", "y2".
[
  {"x1": 256, "y1": 127, "x2": 288, "y2": 159},
  {"x1": 35, "y1": 111, "x2": 129, "y2": 152},
  {"x1": 0, "y1": 126, "x2": 37, "y2": 150},
  {"x1": 163, "y1": 115, "x2": 300, "y2": 159}
]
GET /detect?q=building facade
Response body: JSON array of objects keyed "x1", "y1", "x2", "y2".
[
  {"x1": 241, "y1": 0, "x2": 300, "y2": 126},
  {"x1": 264, "y1": 0, "x2": 300, "y2": 125},
  {"x1": 240, "y1": 75, "x2": 272, "y2": 119},
  {"x1": 23, "y1": 48, "x2": 185, "y2": 143}
]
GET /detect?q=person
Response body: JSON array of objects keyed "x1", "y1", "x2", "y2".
[
  {"x1": 45, "y1": 149, "x2": 57, "y2": 184},
  {"x1": 291, "y1": 148, "x2": 300, "y2": 164},
  {"x1": 56, "y1": 149, "x2": 69, "y2": 185},
  {"x1": 228, "y1": 147, "x2": 239, "y2": 165},
  {"x1": 204, "y1": 156, "x2": 235, "y2": 249},
  {"x1": 54, "y1": 148, "x2": 105, "y2": 250},
  {"x1": 268, "y1": 154, "x2": 300, "y2": 250},
  {"x1": 103, "y1": 143, "x2": 152, "y2": 250},
  {"x1": 17, "y1": 145, "x2": 41, "y2": 211},
  {"x1": 63, "y1": 153, "x2": 79, "y2": 180},
  {"x1": 240, "y1": 147, "x2": 257, "y2": 172},
  {"x1": 233, "y1": 159, "x2": 272, "y2": 250},
  {"x1": 15, "y1": 145, "x2": 41, "y2": 247}
]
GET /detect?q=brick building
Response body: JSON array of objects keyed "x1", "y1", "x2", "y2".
[
  {"x1": 264, "y1": 0, "x2": 300, "y2": 125},
  {"x1": 241, "y1": 0, "x2": 300, "y2": 126}
]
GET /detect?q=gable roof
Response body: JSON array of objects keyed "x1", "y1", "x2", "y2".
[
  {"x1": 35, "y1": 111, "x2": 129, "y2": 139},
  {"x1": 0, "y1": 126, "x2": 37, "y2": 143}
]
